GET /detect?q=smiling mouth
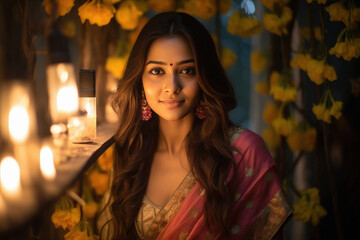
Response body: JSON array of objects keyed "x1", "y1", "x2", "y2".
[{"x1": 160, "y1": 100, "x2": 184, "y2": 107}]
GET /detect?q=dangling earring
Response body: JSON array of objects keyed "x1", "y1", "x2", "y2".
[
  {"x1": 141, "y1": 91, "x2": 152, "y2": 121},
  {"x1": 196, "y1": 102, "x2": 206, "y2": 119}
]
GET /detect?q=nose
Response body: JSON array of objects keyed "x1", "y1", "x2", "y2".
[{"x1": 164, "y1": 72, "x2": 181, "y2": 94}]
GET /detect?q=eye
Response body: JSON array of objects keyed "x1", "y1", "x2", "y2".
[
  {"x1": 149, "y1": 68, "x2": 164, "y2": 75},
  {"x1": 180, "y1": 67, "x2": 196, "y2": 76}
]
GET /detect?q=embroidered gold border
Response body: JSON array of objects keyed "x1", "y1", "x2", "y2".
[{"x1": 145, "y1": 172, "x2": 197, "y2": 240}]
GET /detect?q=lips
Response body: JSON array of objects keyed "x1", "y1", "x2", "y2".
[{"x1": 160, "y1": 99, "x2": 184, "y2": 107}]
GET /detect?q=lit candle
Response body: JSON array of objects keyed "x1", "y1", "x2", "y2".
[
  {"x1": 8, "y1": 106, "x2": 30, "y2": 143},
  {"x1": 40, "y1": 146, "x2": 56, "y2": 180},
  {"x1": 0, "y1": 156, "x2": 21, "y2": 197}
]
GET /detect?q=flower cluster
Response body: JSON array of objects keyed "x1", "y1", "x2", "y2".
[
  {"x1": 263, "y1": 6, "x2": 293, "y2": 36},
  {"x1": 78, "y1": 0, "x2": 116, "y2": 26},
  {"x1": 221, "y1": 48, "x2": 238, "y2": 70},
  {"x1": 329, "y1": 35, "x2": 360, "y2": 61},
  {"x1": 43, "y1": 0, "x2": 74, "y2": 17},
  {"x1": 312, "y1": 87, "x2": 343, "y2": 123},
  {"x1": 293, "y1": 188, "x2": 327, "y2": 225},
  {"x1": 227, "y1": 10, "x2": 262, "y2": 38},
  {"x1": 306, "y1": 59, "x2": 337, "y2": 85},
  {"x1": 286, "y1": 123, "x2": 317, "y2": 152},
  {"x1": 290, "y1": 53, "x2": 312, "y2": 72},
  {"x1": 269, "y1": 71, "x2": 298, "y2": 103},
  {"x1": 272, "y1": 115, "x2": 298, "y2": 137},
  {"x1": 262, "y1": 127, "x2": 281, "y2": 149},
  {"x1": 115, "y1": 0, "x2": 145, "y2": 30},
  {"x1": 251, "y1": 51, "x2": 267, "y2": 74},
  {"x1": 64, "y1": 220, "x2": 96, "y2": 240},
  {"x1": 325, "y1": 2, "x2": 360, "y2": 27},
  {"x1": 148, "y1": 0, "x2": 176, "y2": 12},
  {"x1": 51, "y1": 196, "x2": 81, "y2": 230}
]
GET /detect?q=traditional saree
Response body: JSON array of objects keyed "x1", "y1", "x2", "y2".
[{"x1": 98, "y1": 127, "x2": 293, "y2": 239}]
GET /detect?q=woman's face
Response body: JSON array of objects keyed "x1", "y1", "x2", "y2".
[{"x1": 142, "y1": 35, "x2": 200, "y2": 121}]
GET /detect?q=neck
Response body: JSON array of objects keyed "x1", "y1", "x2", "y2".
[{"x1": 157, "y1": 114, "x2": 194, "y2": 156}]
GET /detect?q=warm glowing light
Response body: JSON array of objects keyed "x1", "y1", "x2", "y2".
[
  {"x1": 40, "y1": 146, "x2": 56, "y2": 180},
  {"x1": 60, "y1": 71, "x2": 69, "y2": 83},
  {"x1": 85, "y1": 102, "x2": 92, "y2": 116},
  {"x1": 0, "y1": 156, "x2": 21, "y2": 195},
  {"x1": 57, "y1": 86, "x2": 79, "y2": 113},
  {"x1": 8, "y1": 106, "x2": 30, "y2": 143},
  {"x1": 57, "y1": 64, "x2": 69, "y2": 83}
]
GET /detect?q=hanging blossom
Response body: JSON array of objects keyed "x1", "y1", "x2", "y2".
[
  {"x1": 43, "y1": 0, "x2": 74, "y2": 17},
  {"x1": 260, "y1": 0, "x2": 289, "y2": 11},
  {"x1": 293, "y1": 188, "x2": 327, "y2": 225},
  {"x1": 306, "y1": 58, "x2": 337, "y2": 85},
  {"x1": 51, "y1": 196, "x2": 81, "y2": 230},
  {"x1": 182, "y1": 0, "x2": 216, "y2": 20},
  {"x1": 115, "y1": 0, "x2": 144, "y2": 30},
  {"x1": 64, "y1": 220, "x2": 96, "y2": 240},
  {"x1": 97, "y1": 143, "x2": 114, "y2": 171},
  {"x1": 290, "y1": 53, "x2": 312, "y2": 72},
  {"x1": 325, "y1": 2, "x2": 360, "y2": 27},
  {"x1": 78, "y1": 0, "x2": 116, "y2": 26},
  {"x1": 286, "y1": 122, "x2": 317, "y2": 152},
  {"x1": 81, "y1": 186, "x2": 99, "y2": 219},
  {"x1": 329, "y1": 27, "x2": 360, "y2": 61},
  {"x1": 269, "y1": 71, "x2": 298, "y2": 103},
  {"x1": 88, "y1": 169, "x2": 109, "y2": 195},
  {"x1": 312, "y1": 87, "x2": 343, "y2": 123},
  {"x1": 227, "y1": 10, "x2": 262, "y2": 38},
  {"x1": 263, "y1": 6, "x2": 293, "y2": 36},
  {"x1": 272, "y1": 115, "x2": 298, "y2": 137},
  {"x1": 262, "y1": 127, "x2": 281, "y2": 149},
  {"x1": 221, "y1": 48, "x2": 238, "y2": 70},
  {"x1": 255, "y1": 81, "x2": 269, "y2": 96},
  {"x1": 262, "y1": 102, "x2": 280, "y2": 126},
  {"x1": 251, "y1": 51, "x2": 267, "y2": 74}
]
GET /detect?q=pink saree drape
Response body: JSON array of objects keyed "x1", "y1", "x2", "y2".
[{"x1": 145, "y1": 127, "x2": 293, "y2": 240}]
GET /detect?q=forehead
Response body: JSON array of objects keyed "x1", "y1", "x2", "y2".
[{"x1": 146, "y1": 35, "x2": 194, "y2": 62}]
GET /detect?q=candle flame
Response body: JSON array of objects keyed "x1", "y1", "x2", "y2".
[
  {"x1": 0, "y1": 156, "x2": 20, "y2": 194},
  {"x1": 40, "y1": 146, "x2": 56, "y2": 180},
  {"x1": 57, "y1": 86, "x2": 79, "y2": 113},
  {"x1": 9, "y1": 106, "x2": 30, "y2": 143}
]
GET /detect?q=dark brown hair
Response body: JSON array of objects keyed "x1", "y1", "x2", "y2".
[{"x1": 109, "y1": 11, "x2": 237, "y2": 239}]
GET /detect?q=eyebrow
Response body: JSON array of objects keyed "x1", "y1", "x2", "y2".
[{"x1": 145, "y1": 59, "x2": 194, "y2": 66}]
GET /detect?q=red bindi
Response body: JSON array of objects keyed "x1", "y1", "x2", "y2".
[{"x1": 170, "y1": 63, "x2": 173, "y2": 66}]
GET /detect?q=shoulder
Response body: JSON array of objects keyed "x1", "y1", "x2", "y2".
[{"x1": 228, "y1": 126, "x2": 275, "y2": 173}]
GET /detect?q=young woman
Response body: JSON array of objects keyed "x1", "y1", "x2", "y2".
[{"x1": 99, "y1": 11, "x2": 292, "y2": 240}]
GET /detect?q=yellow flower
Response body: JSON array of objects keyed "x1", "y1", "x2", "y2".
[
  {"x1": 287, "y1": 127, "x2": 317, "y2": 152},
  {"x1": 88, "y1": 170, "x2": 109, "y2": 195},
  {"x1": 255, "y1": 81, "x2": 269, "y2": 95},
  {"x1": 290, "y1": 53, "x2": 311, "y2": 71},
  {"x1": 183, "y1": 0, "x2": 216, "y2": 20},
  {"x1": 82, "y1": 202, "x2": 98, "y2": 219},
  {"x1": 227, "y1": 11, "x2": 262, "y2": 38},
  {"x1": 221, "y1": 48, "x2": 238, "y2": 70},
  {"x1": 105, "y1": 54, "x2": 129, "y2": 78},
  {"x1": 251, "y1": 51, "x2": 267, "y2": 74},
  {"x1": 325, "y1": 2, "x2": 360, "y2": 27},
  {"x1": 270, "y1": 71, "x2": 280, "y2": 86},
  {"x1": 330, "y1": 101, "x2": 343, "y2": 120},
  {"x1": 97, "y1": 144, "x2": 114, "y2": 171},
  {"x1": 312, "y1": 103, "x2": 331, "y2": 123},
  {"x1": 269, "y1": 84, "x2": 298, "y2": 102},
  {"x1": 306, "y1": 59, "x2": 337, "y2": 85},
  {"x1": 78, "y1": 0, "x2": 115, "y2": 26},
  {"x1": 262, "y1": 102, "x2": 280, "y2": 125},
  {"x1": 293, "y1": 188, "x2": 327, "y2": 225},
  {"x1": 115, "y1": 0, "x2": 144, "y2": 30},
  {"x1": 263, "y1": 6, "x2": 292, "y2": 36},
  {"x1": 329, "y1": 37, "x2": 360, "y2": 61},
  {"x1": 52, "y1": 208, "x2": 81, "y2": 230},
  {"x1": 149, "y1": 0, "x2": 176, "y2": 12},
  {"x1": 272, "y1": 116, "x2": 298, "y2": 137},
  {"x1": 43, "y1": 0, "x2": 74, "y2": 17},
  {"x1": 64, "y1": 220, "x2": 96, "y2": 240},
  {"x1": 260, "y1": 0, "x2": 290, "y2": 11},
  {"x1": 262, "y1": 127, "x2": 281, "y2": 149}
]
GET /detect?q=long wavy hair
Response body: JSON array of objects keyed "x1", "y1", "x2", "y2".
[{"x1": 109, "y1": 11, "x2": 237, "y2": 239}]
